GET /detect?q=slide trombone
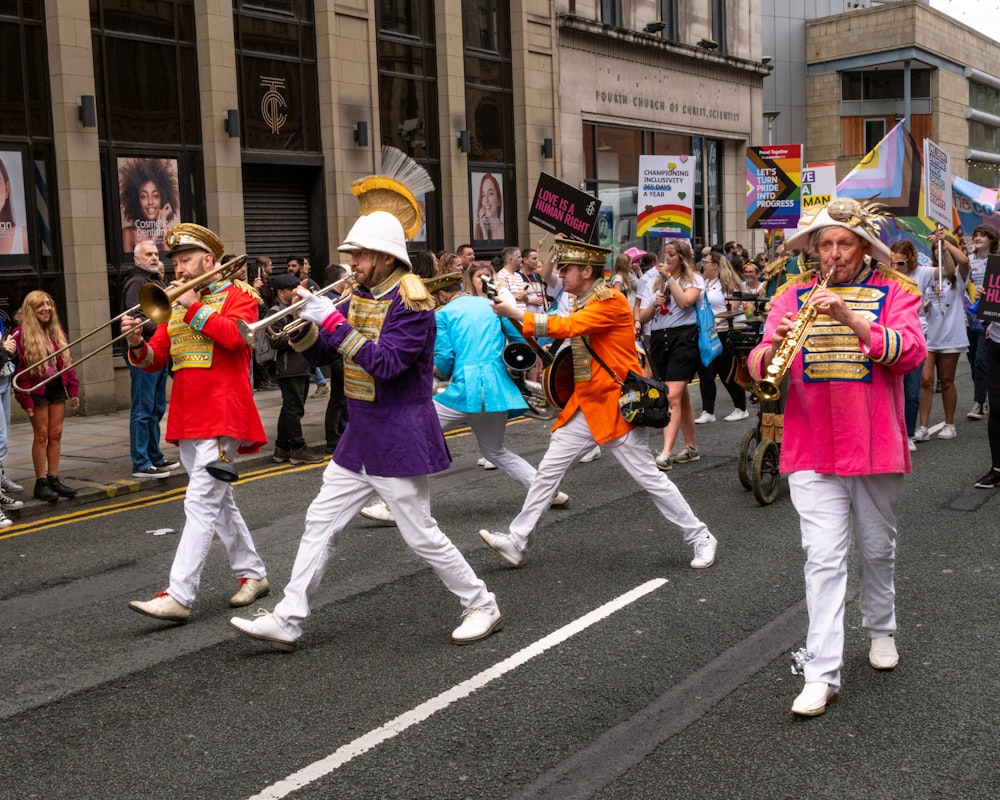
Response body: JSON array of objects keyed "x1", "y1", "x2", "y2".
[
  {"x1": 237, "y1": 278, "x2": 355, "y2": 347},
  {"x1": 12, "y1": 256, "x2": 245, "y2": 394}
]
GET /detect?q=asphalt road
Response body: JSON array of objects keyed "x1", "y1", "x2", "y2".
[{"x1": 1, "y1": 395, "x2": 998, "y2": 800}]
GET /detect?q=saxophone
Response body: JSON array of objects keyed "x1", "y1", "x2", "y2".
[{"x1": 754, "y1": 270, "x2": 831, "y2": 401}]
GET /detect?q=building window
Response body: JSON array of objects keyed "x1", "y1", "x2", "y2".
[
  {"x1": 658, "y1": 0, "x2": 678, "y2": 40},
  {"x1": 376, "y1": 0, "x2": 441, "y2": 251},
  {"x1": 463, "y1": 0, "x2": 514, "y2": 251},
  {"x1": 234, "y1": 0, "x2": 320, "y2": 152},
  {"x1": 864, "y1": 118, "x2": 886, "y2": 154},
  {"x1": 601, "y1": 0, "x2": 622, "y2": 27},
  {"x1": 711, "y1": 0, "x2": 726, "y2": 53},
  {"x1": 583, "y1": 123, "x2": 723, "y2": 254}
]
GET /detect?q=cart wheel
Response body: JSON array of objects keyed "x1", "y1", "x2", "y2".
[
  {"x1": 751, "y1": 439, "x2": 781, "y2": 505},
  {"x1": 737, "y1": 428, "x2": 759, "y2": 490}
]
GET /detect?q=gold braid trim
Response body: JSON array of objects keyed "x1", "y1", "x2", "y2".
[
  {"x1": 876, "y1": 263, "x2": 922, "y2": 297},
  {"x1": 772, "y1": 268, "x2": 817, "y2": 299},
  {"x1": 233, "y1": 278, "x2": 262, "y2": 304},
  {"x1": 289, "y1": 323, "x2": 319, "y2": 352},
  {"x1": 399, "y1": 273, "x2": 436, "y2": 312}
]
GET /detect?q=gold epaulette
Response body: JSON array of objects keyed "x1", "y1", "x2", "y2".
[
  {"x1": 762, "y1": 255, "x2": 790, "y2": 281},
  {"x1": 233, "y1": 278, "x2": 262, "y2": 304},
  {"x1": 592, "y1": 283, "x2": 614, "y2": 301},
  {"x1": 772, "y1": 268, "x2": 816, "y2": 299},
  {"x1": 398, "y1": 272, "x2": 436, "y2": 312},
  {"x1": 876, "y1": 263, "x2": 922, "y2": 297}
]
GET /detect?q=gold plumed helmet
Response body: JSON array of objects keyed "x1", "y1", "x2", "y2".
[{"x1": 350, "y1": 147, "x2": 435, "y2": 241}]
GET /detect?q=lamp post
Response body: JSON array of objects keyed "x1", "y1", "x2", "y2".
[{"x1": 763, "y1": 111, "x2": 780, "y2": 146}]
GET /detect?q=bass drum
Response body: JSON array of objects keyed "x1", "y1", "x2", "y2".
[{"x1": 542, "y1": 346, "x2": 575, "y2": 410}]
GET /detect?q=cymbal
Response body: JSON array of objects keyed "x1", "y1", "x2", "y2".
[{"x1": 715, "y1": 309, "x2": 745, "y2": 319}]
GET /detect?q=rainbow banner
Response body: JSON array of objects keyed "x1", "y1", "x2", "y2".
[
  {"x1": 636, "y1": 155, "x2": 694, "y2": 239},
  {"x1": 746, "y1": 145, "x2": 802, "y2": 230}
]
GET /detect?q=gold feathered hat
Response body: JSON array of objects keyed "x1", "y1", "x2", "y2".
[{"x1": 785, "y1": 197, "x2": 894, "y2": 265}]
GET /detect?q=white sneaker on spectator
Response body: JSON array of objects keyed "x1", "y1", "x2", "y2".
[
  {"x1": 1, "y1": 472, "x2": 23, "y2": 493},
  {"x1": 937, "y1": 424, "x2": 957, "y2": 440},
  {"x1": 724, "y1": 408, "x2": 749, "y2": 422},
  {"x1": 912, "y1": 426, "x2": 930, "y2": 442},
  {"x1": 908, "y1": 437, "x2": 917, "y2": 452},
  {"x1": 694, "y1": 411, "x2": 716, "y2": 424}
]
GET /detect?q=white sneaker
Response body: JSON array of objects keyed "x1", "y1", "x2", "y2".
[
  {"x1": 908, "y1": 437, "x2": 917, "y2": 452},
  {"x1": 937, "y1": 424, "x2": 957, "y2": 440},
  {"x1": 0, "y1": 491, "x2": 24, "y2": 509},
  {"x1": 1, "y1": 473, "x2": 23, "y2": 493},
  {"x1": 477, "y1": 457, "x2": 497, "y2": 470},
  {"x1": 791, "y1": 682, "x2": 838, "y2": 717},
  {"x1": 229, "y1": 609, "x2": 298, "y2": 652},
  {"x1": 550, "y1": 491, "x2": 571, "y2": 508},
  {"x1": 128, "y1": 592, "x2": 191, "y2": 623},
  {"x1": 869, "y1": 636, "x2": 899, "y2": 670},
  {"x1": 579, "y1": 445, "x2": 602, "y2": 463},
  {"x1": 478, "y1": 529, "x2": 526, "y2": 567},
  {"x1": 724, "y1": 408, "x2": 750, "y2": 422},
  {"x1": 690, "y1": 533, "x2": 717, "y2": 569},
  {"x1": 912, "y1": 426, "x2": 930, "y2": 442},
  {"x1": 694, "y1": 411, "x2": 716, "y2": 424},
  {"x1": 0, "y1": 509, "x2": 11, "y2": 528},
  {"x1": 360, "y1": 498, "x2": 396, "y2": 524},
  {"x1": 451, "y1": 606, "x2": 503, "y2": 644}
]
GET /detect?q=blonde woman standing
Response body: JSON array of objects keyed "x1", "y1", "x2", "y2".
[{"x1": 11, "y1": 291, "x2": 80, "y2": 502}]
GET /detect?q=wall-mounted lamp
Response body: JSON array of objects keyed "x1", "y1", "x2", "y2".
[
  {"x1": 78, "y1": 95, "x2": 97, "y2": 128},
  {"x1": 698, "y1": 38, "x2": 718, "y2": 50},
  {"x1": 643, "y1": 21, "x2": 667, "y2": 34},
  {"x1": 457, "y1": 130, "x2": 471, "y2": 153},
  {"x1": 541, "y1": 138, "x2": 554, "y2": 159},
  {"x1": 761, "y1": 56, "x2": 772, "y2": 65},
  {"x1": 224, "y1": 108, "x2": 240, "y2": 138},
  {"x1": 353, "y1": 121, "x2": 369, "y2": 147}
]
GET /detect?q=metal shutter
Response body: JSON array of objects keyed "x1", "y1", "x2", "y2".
[{"x1": 242, "y1": 165, "x2": 311, "y2": 264}]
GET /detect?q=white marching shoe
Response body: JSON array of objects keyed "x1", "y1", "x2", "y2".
[{"x1": 791, "y1": 682, "x2": 838, "y2": 717}]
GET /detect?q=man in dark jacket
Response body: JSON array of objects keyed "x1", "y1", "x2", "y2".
[
  {"x1": 122, "y1": 241, "x2": 178, "y2": 478},
  {"x1": 269, "y1": 272, "x2": 322, "y2": 465}
]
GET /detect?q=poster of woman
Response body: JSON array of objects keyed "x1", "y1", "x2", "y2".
[
  {"x1": 472, "y1": 171, "x2": 505, "y2": 242},
  {"x1": 0, "y1": 151, "x2": 30, "y2": 257},
  {"x1": 117, "y1": 157, "x2": 180, "y2": 254}
]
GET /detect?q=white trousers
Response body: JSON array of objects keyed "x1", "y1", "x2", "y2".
[
  {"x1": 789, "y1": 470, "x2": 902, "y2": 690},
  {"x1": 273, "y1": 461, "x2": 496, "y2": 638},
  {"x1": 434, "y1": 403, "x2": 536, "y2": 489},
  {"x1": 168, "y1": 437, "x2": 267, "y2": 608},
  {"x1": 506, "y1": 411, "x2": 710, "y2": 549}
]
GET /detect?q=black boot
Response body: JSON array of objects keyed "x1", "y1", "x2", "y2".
[
  {"x1": 34, "y1": 479, "x2": 60, "y2": 503},
  {"x1": 47, "y1": 475, "x2": 77, "y2": 499}
]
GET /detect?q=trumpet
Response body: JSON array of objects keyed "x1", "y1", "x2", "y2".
[
  {"x1": 13, "y1": 256, "x2": 245, "y2": 394},
  {"x1": 237, "y1": 278, "x2": 354, "y2": 347},
  {"x1": 753, "y1": 269, "x2": 831, "y2": 402}
]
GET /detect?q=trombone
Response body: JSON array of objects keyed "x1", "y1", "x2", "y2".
[
  {"x1": 12, "y1": 256, "x2": 245, "y2": 394},
  {"x1": 237, "y1": 278, "x2": 354, "y2": 347}
]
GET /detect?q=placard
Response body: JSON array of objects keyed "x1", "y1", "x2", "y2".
[
  {"x1": 746, "y1": 145, "x2": 802, "y2": 230},
  {"x1": 923, "y1": 138, "x2": 953, "y2": 229},
  {"x1": 636, "y1": 155, "x2": 694, "y2": 239},
  {"x1": 976, "y1": 254, "x2": 1000, "y2": 324},
  {"x1": 528, "y1": 172, "x2": 600, "y2": 241}
]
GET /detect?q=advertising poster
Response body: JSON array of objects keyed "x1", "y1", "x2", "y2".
[
  {"x1": 746, "y1": 145, "x2": 802, "y2": 230},
  {"x1": 117, "y1": 157, "x2": 180, "y2": 254},
  {"x1": 923, "y1": 138, "x2": 953, "y2": 230},
  {"x1": 636, "y1": 155, "x2": 694, "y2": 239},
  {"x1": 472, "y1": 171, "x2": 505, "y2": 243},
  {"x1": 528, "y1": 172, "x2": 600, "y2": 241},
  {"x1": 0, "y1": 150, "x2": 30, "y2": 257}
]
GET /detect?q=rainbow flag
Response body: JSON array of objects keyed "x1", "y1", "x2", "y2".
[{"x1": 837, "y1": 121, "x2": 936, "y2": 259}]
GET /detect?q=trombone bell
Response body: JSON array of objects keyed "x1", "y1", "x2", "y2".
[{"x1": 139, "y1": 255, "x2": 247, "y2": 324}]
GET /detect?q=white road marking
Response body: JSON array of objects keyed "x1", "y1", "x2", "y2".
[{"x1": 246, "y1": 578, "x2": 669, "y2": 800}]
